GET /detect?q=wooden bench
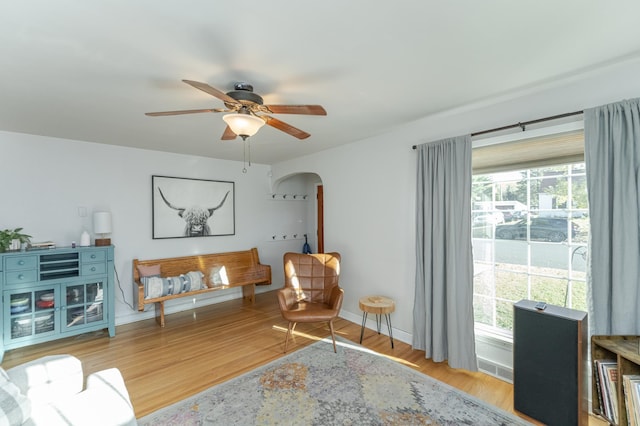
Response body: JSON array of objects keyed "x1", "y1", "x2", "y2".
[{"x1": 133, "y1": 247, "x2": 271, "y2": 327}]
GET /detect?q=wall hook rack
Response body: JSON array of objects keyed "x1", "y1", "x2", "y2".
[
  {"x1": 268, "y1": 193, "x2": 309, "y2": 201},
  {"x1": 268, "y1": 233, "x2": 305, "y2": 242}
]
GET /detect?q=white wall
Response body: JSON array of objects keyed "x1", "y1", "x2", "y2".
[
  {"x1": 0, "y1": 131, "x2": 313, "y2": 324},
  {"x1": 271, "y1": 57, "x2": 640, "y2": 354}
]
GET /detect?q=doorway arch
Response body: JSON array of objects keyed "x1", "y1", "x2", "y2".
[{"x1": 272, "y1": 172, "x2": 323, "y2": 253}]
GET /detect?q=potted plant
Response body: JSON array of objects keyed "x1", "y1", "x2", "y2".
[{"x1": 0, "y1": 228, "x2": 32, "y2": 252}]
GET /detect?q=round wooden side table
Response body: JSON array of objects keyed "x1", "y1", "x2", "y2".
[{"x1": 359, "y1": 295, "x2": 395, "y2": 348}]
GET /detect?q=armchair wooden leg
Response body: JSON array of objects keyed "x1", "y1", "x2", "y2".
[
  {"x1": 284, "y1": 322, "x2": 297, "y2": 353},
  {"x1": 329, "y1": 320, "x2": 337, "y2": 353}
]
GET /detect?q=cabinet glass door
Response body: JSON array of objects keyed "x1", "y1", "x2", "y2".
[
  {"x1": 64, "y1": 281, "x2": 104, "y2": 330},
  {"x1": 7, "y1": 287, "x2": 57, "y2": 340},
  {"x1": 34, "y1": 288, "x2": 56, "y2": 335}
]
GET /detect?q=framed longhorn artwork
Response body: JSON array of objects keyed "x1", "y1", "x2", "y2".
[{"x1": 152, "y1": 175, "x2": 235, "y2": 239}]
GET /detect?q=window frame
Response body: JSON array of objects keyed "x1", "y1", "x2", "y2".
[{"x1": 471, "y1": 121, "x2": 588, "y2": 339}]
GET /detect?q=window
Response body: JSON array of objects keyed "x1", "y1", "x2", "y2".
[{"x1": 472, "y1": 138, "x2": 589, "y2": 337}]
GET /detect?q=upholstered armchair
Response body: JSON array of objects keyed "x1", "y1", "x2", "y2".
[{"x1": 277, "y1": 252, "x2": 343, "y2": 353}]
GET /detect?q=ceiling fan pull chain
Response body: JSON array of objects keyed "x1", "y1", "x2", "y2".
[{"x1": 243, "y1": 139, "x2": 248, "y2": 173}]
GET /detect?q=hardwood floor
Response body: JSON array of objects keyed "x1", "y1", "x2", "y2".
[{"x1": 1, "y1": 290, "x2": 602, "y2": 424}]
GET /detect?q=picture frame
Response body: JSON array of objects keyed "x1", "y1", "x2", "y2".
[{"x1": 152, "y1": 175, "x2": 235, "y2": 239}]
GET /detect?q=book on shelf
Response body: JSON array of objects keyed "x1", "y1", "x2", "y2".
[
  {"x1": 595, "y1": 359, "x2": 618, "y2": 423},
  {"x1": 594, "y1": 361, "x2": 606, "y2": 418},
  {"x1": 634, "y1": 380, "x2": 640, "y2": 426},
  {"x1": 29, "y1": 241, "x2": 56, "y2": 249},
  {"x1": 623, "y1": 375, "x2": 640, "y2": 426},
  {"x1": 603, "y1": 362, "x2": 619, "y2": 424}
]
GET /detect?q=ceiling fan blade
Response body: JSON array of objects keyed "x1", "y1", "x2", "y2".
[
  {"x1": 264, "y1": 105, "x2": 327, "y2": 115},
  {"x1": 145, "y1": 109, "x2": 216, "y2": 116},
  {"x1": 221, "y1": 125, "x2": 237, "y2": 140},
  {"x1": 182, "y1": 80, "x2": 239, "y2": 105},
  {"x1": 263, "y1": 116, "x2": 311, "y2": 140}
]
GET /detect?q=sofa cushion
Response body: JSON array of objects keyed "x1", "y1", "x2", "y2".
[
  {"x1": 29, "y1": 386, "x2": 136, "y2": 426},
  {"x1": 6, "y1": 355, "x2": 83, "y2": 406},
  {"x1": 0, "y1": 367, "x2": 31, "y2": 426}
]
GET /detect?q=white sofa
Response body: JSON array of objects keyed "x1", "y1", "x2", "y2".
[{"x1": 1, "y1": 354, "x2": 137, "y2": 426}]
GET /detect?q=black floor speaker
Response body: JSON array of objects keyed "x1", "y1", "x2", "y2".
[{"x1": 513, "y1": 300, "x2": 588, "y2": 426}]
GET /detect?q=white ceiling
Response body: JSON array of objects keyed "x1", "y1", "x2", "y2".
[{"x1": 2, "y1": 1, "x2": 640, "y2": 164}]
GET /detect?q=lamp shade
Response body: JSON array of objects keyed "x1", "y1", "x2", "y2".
[
  {"x1": 93, "y1": 212, "x2": 112, "y2": 234},
  {"x1": 222, "y1": 113, "x2": 265, "y2": 138}
]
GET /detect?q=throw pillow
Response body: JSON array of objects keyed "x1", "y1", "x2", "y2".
[
  {"x1": 187, "y1": 271, "x2": 204, "y2": 289},
  {"x1": 180, "y1": 274, "x2": 192, "y2": 292},
  {"x1": 137, "y1": 264, "x2": 161, "y2": 277},
  {"x1": 209, "y1": 266, "x2": 227, "y2": 287},
  {"x1": 0, "y1": 368, "x2": 31, "y2": 426},
  {"x1": 142, "y1": 271, "x2": 205, "y2": 299},
  {"x1": 143, "y1": 277, "x2": 165, "y2": 299}
]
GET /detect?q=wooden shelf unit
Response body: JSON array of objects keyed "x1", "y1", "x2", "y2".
[{"x1": 592, "y1": 335, "x2": 640, "y2": 425}]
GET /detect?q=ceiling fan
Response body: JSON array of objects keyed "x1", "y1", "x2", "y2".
[{"x1": 145, "y1": 80, "x2": 327, "y2": 140}]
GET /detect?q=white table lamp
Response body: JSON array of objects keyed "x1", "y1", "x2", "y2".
[{"x1": 93, "y1": 211, "x2": 112, "y2": 246}]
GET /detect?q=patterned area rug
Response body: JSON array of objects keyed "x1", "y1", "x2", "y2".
[{"x1": 138, "y1": 338, "x2": 532, "y2": 425}]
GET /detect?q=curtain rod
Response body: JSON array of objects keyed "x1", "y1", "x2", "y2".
[{"x1": 412, "y1": 109, "x2": 583, "y2": 149}]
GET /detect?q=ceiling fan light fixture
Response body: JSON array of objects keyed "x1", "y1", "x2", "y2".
[{"x1": 222, "y1": 113, "x2": 265, "y2": 139}]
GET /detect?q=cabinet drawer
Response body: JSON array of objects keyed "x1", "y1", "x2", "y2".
[
  {"x1": 5, "y1": 256, "x2": 37, "y2": 271},
  {"x1": 6, "y1": 269, "x2": 38, "y2": 285},
  {"x1": 81, "y1": 263, "x2": 106, "y2": 276},
  {"x1": 81, "y1": 250, "x2": 106, "y2": 264}
]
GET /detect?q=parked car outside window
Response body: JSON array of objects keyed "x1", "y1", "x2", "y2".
[
  {"x1": 494, "y1": 207, "x2": 525, "y2": 222},
  {"x1": 495, "y1": 217, "x2": 578, "y2": 242},
  {"x1": 473, "y1": 211, "x2": 505, "y2": 225}
]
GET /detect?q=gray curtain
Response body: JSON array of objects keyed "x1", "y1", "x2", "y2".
[
  {"x1": 413, "y1": 135, "x2": 477, "y2": 371},
  {"x1": 585, "y1": 98, "x2": 640, "y2": 335}
]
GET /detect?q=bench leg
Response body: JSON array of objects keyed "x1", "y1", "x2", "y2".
[
  {"x1": 154, "y1": 302, "x2": 166, "y2": 327},
  {"x1": 242, "y1": 283, "x2": 255, "y2": 304}
]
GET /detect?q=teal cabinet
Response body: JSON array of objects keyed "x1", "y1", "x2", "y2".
[{"x1": 1, "y1": 246, "x2": 115, "y2": 361}]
